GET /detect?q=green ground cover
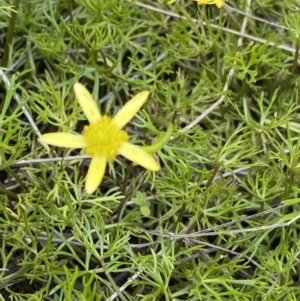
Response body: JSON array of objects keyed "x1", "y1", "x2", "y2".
[{"x1": 1, "y1": 0, "x2": 300, "y2": 300}]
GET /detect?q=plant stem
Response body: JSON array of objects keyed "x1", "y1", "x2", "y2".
[{"x1": 2, "y1": 0, "x2": 21, "y2": 68}]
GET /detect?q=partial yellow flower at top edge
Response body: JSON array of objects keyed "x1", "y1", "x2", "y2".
[
  {"x1": 39, "y1": 83, "x2": 160, "y2": 194},
  {"x1": 196, "y1": 0, "x2": 224, "y2": 8},
  {"x1": 168, "y1": 0, "x2": 225, "y2": 8}
]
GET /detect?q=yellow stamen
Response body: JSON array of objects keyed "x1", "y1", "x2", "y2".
[{"x1": 83, "y1": 116, "x2": 128, "y2": 162}]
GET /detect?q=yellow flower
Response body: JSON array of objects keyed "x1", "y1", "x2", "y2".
[
  {"x1": 168, "y1": 0, "x2": 225, "y2": 8},
  {"x1": 196, "y1": 0, "x2": 224, "y2": 8},
  {"x1": 39, "y1": 83, "x2": 160, "y2": 194}
]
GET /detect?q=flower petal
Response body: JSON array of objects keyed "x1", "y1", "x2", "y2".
[
  {"x1": 85, "y1": 157, "x2": 107, "y2": 194},
  {"x1": 118, "y1": 142, "x2": 160, "y2": 171},
  {"x1": 196, "y1": 0, "x2": 224, "y2": 8},
  {"x1": 39, "y1": 133, "x2": 86, "y2": 148},
  {"x1": 113, "y1": 90, "x2": 150, "y2": 129},
  {"x1": 74, "y1": 82, "x2": 101, "y2": 124}
]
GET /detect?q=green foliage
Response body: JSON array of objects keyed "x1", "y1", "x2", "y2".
[
  {"x1": 225, "y1": 43, "x2": 268, "y2": 83},
  {"x1": 1, "y1": 0, "x2": 300, "y2": 300},
  {"x1": 132, "y1": 191, "x2": 150, "y2": 216},
  {"x1": 284, "y1": 11, "x2": 300, "y2": 43}
]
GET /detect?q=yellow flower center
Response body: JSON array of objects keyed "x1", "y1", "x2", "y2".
[{"x1": 83, "y1": 115, "x2": 128, "y2": 162}]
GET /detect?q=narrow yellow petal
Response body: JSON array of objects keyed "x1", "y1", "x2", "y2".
[
  {"x1": 74, "y1": 82, "x2": 101, "y2": 124},
  {"x1": 39, "y1": 133, "x2": 86, "y2": 148},
  {"x1": 118, "y1": 142, "x2": 160, "y2": 171},
  {"x1": 85, "y1": 157, "x2": 107, "y2": 194},
  {"x1": 213, "y1": 0, "x2": 223, "y2": 7},
  {"x1": 113, "y1": 91, "x2": 150, "y2": 129},
  {"x1": 196, "y1": 0, "x2": 223, "y2": 7}
]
